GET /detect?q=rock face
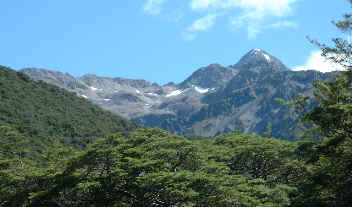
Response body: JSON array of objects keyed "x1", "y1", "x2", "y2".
[
  {"x1": 21, "y1": 49, "x2": 333, "y2": 139},
  {"x1": 179, "y1": 63, "x2": 238, "y2": 89},
  {"x1": 233, "y1": 49, "x2": 288, "y2": 73}
]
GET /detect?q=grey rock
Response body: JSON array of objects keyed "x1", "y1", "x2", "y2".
[
  {"x1": 20, "y1": 49, "x2": 334, "y2": 139},
  {"x1": 179, "y1": 63, "x2": 238, "y2": 89}
]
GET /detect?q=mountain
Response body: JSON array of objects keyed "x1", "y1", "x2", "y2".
[
  {"x1": 20, "y1": 49, "x2": 334, "y2": 139},
  {"x1": 0, "y1": 66, "x2": 136, "y2": 148},
  {"x1": 21, "y1": 68, "x2": 208, "y2": 120},
  {"x1": 233, "y1": 48, "x2": 289, "y2": 72},
  {"x1": 191, "y1": 70, "x2": 329, "y2": 138},
  {"x1": 133, "y1": 49, "x2": 331, "y2": 139},
  {"x1": 179, "y1": 63, "x2": 238, "y2": 89}
]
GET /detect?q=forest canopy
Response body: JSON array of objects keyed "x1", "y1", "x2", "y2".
[{"x1": 1, "y1": 0, "x2": 352, "y2": 206}]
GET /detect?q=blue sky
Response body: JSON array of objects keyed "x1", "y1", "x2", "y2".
[{"x1": 0, "y1": 0, "x2": 350, "y2": 84}]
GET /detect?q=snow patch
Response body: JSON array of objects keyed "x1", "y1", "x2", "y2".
[
  {"x1": 81, "y1": 95, "x2": 88, "y2": 99},
  {"x1": 166, "y1": 90, "x2": 183, "y2": 97},
  {"x1": 263, "y1": 54, "x2": 271, "y2": 62},
  {"x1": 253, "y1": 48, "x2": 261, "y2": 52},
  {"x1": 89, "y1": 86, "x2": 102, "y2": 91},
  {"x1": 194, "y1": 86, "x2": 209, "y2": 94},
  {"x1": 252, "y1": 49, "x2": 271, "y2": 62},
  {"x1": 104, "y1": 99, "x2": 111, "y2": 101},
  {"x1": 146, "y1": 92, "x2": 159, "y2": 96},
  {"x1": 251, "y1": 48, "x2": 262, "y2": 55},
  {"x1": 136, "y1": 89, "x2": 141, "y2": 94}
]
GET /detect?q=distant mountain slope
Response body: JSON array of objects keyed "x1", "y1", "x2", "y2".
[
  {"x1": 21, "y1": 68, "x2": 208, "y2": 119},
  {"x1": 133, "y1": 49, "x2": 333, "y2": 139},
  {"x1": 21, "y1": 49, "x2": 335, "y2": 139},
  {"x1": 232, "y1": 48, "x2": 289, "y2": 72},
  {"x1": 179, "y1": 63, "x2": 238, "y2": 89},
  {"x1": 188, "y1": 70, "x2": 331, "y2": 138},
  {"x1": 0, "y1": 66, "x2": 136, "y2": 147}
]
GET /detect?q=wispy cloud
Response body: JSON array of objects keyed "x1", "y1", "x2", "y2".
[
  {"x1": 293, "y1": 50, "x2": 345, "y2": 73},
  {"x1": 143, "y1": 0, "x2": 167, "y2": 15},
  {"x1": 183, "y1": 14, "x2": 218, "y2": 41},
  {"x1": 190, "y1": 0, "x2": 298, "y2": 38},
  {"x1": 187, "y1": 14, "x2": 218, "y2": 32},
  {"x1": 182, "y1": 32, "x2": 197, "y2": 41},
  {"x1": 190, "y1": 0, "x2": 239, "y2": 10},
  {"x1": 231, "y1": 19, "x2": 298, "y2": 39},
  {"x1": 240, "y1": 0, "x2": 297, "y2": 19},
  {"x1": 247, "y1": 24, "x2": 261, "y2": 39},
  {"x1": 142, "y1": 0, "x2": 300, "y2": 40},
  {"x1": 190, "y1": 0, "x2": 297, "y2": 18},
  {"x1": 265, "y1": 21, "x2": 298, "y2": 29}
]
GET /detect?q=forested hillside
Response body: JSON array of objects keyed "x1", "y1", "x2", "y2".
[
  {"x1": 1, "y1": 64, "x2": 352, "y2": 206},
  {"x1": 0, "y1": 66, "x2": 136, "y2": 148},
  {"x1": 1, "y1": 1, "x2": 352, "y2": 206}
]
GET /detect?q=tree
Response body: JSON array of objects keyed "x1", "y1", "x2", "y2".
[
  {"x1": 0, "y1": 126, "x2": 79, "y2": 207},
  {"x1": 209, "y1": 133, "x2": 306, "y2": 186},
  {"x1": 0, "y1": 126, "x2": 38, "y2": 206},
  {"x1": 19, "y1": 128, "x2": 294, "y2": 207},
  {"x1": 291, "y1": 1, "x2": 352, "y2": 205}
]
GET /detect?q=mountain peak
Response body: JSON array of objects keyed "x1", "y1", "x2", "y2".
[
  {"x1": 248, "y1": 48, "x2": 272, "y2": 62},
  {"x1": 179, "y1": 63, "x2": 238, "y2": 89},
  {"x1": 251, "y1": 48, "x2": 264, "y2": 53},
  {"x1": 232, "y1": 49, "x2": 288, "y2": 72}
]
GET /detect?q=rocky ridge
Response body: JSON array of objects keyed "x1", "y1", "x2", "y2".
[{"x1": 21, "y1": 49, "x2": 333, "y2": 139}]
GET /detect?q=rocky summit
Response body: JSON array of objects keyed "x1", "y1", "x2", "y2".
[{"x1": 21, "y1": 49, "x2": 333, "y2": 139}]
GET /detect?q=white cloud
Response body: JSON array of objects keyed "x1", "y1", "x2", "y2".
[
  {"x1": 182, "y1": 32, "x2": 197, "y2": 41},
  {"x1": 231, "y1": 20, "x2": 298, "y2": 39},
  {"x1": 245, "y1": 20, "x2": 298, "y2": 38},
  {"x1": 190, "y1": 0, "x2": 297, "y2": 18},
  {"x1": 247, "y1": 24, "x2": 261, "y2": 39},
  {"x1": 293, "y1": 50, "x2": 346, "y2": 73},
  {"x1": 190, "y1": 0, "x2": 214, "y2": 10},
  {"x1": 190, "y1": 0, "x2": 239, "y2": 10},
  {"x1": 190, "y1": 0, "x2": 298, "y2": 38},
  {"x1": 187, "y1": 14, "x2": 218, "y2": 32},
  {"x1": 241, "y1": 0, "x2": 297, "y2": 19},
  {"x1": 143, "y1": 0, "x2": 166, "y2": 15},
  {"x1": 182, "y1": 14, "x2": 218, "y2": 41},
  {"x1": 142, "y1": 0, "x2": 300, "y2": 40},
  {"x1": 265, "y1": 21, "x2": 298, "y2": 29},
  {"x1": 141, "y1": 0, "x2": 299, "y2": 40},
  {"x1": 230, "y1": 18, "x2": 244, "y2": 28}
]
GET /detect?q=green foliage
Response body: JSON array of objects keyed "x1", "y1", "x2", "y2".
[
  {"x1": 291, "y1": 73, "x2": 352, "y2": 206},
  {"x1": 0, "y1": 126, "x2": 40, "y2": 207},
  {"x1": 294, "y1": 139, "x2": 352, "y2": 207},
  {"x1": 207, "y1": 134, "x2": 308, "y2": 188},
  {"x1": 0, "y1": 66, "x2": 136, "y2": 148},
  {"x1": 1, "y1": 128, "x2": 296, "y2": 207},
  {"x1": 282, "y1": 2, "x2": 352, "y2": 205},
  {"x1": 3, "y1": 2, "x2": 352, "y2": 205}
]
